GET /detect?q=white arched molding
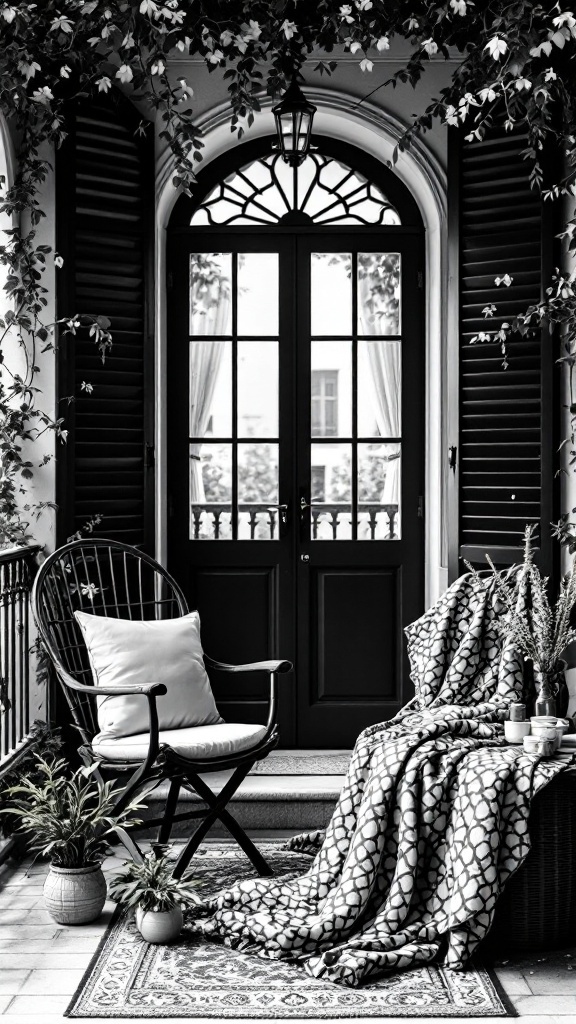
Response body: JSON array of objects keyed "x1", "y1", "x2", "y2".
[
  {"x1": 156, "y1": 90, "x2": 448, "y2": 606},
  {"x1": 0, "y1": 112, "x2": 15, "y2": 298}
]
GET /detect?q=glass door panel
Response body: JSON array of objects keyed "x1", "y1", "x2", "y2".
[
  {"x1": 237, "y1": 342, "x2": 278, "y2": 437},
  {"x1": 189, "y1": 252, "x2": 232, "y2": 335},
  {"x1": 308, "y1": 251, "x2": 403, "y2": 540},
  {"x1": 310, "y1": 253, "x2": 352, "y2": 335},
  {"x1": 188, "y1": 252, "x2": 281, "y2": 540},
  {"x1": 357, "y1": 252, "x2": 401, "y2": 335},
  {"x1": 237, "y1": 253, "x2": 279, "y2": 335},
  {"x1": 310, "y1": 442, "x2": 352, "y2": 540},
  {"x1": 189, "y1": 441, "x2": 232, "y2": 540}
]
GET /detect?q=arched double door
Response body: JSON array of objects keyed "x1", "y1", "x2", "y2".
[{"x1": 167, "y1": 136, "x2": 424, "y2": 747}]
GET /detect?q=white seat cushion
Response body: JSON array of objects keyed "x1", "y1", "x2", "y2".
[{"x1": 92, "y1": 722, "x2": 268, "y2": 762}]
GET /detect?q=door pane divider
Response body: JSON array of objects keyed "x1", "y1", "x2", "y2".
[
  {"x1": 232, "y1": 252, "x2": 239, "y2": 541},
  {"x1": 352, "y1": 252, "x2": 358, "y2": 541}
]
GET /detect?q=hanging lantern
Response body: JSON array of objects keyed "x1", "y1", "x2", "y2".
[{"x1": 272, "y1": 77, "x2": 316, "y2": 166}]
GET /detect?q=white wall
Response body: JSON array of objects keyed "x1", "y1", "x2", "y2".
[{"x1": 0, "y1": 119, "x2": 52, "y2": 727}]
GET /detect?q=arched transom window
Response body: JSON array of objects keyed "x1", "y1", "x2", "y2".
[{"x1": 190, "y1": 151, "x2": 401, "y2": 227}]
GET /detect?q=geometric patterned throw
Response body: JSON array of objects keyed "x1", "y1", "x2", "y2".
[
  {"x1": 66, "y1": 844, "x2": 514, "y2": 1018},
  {"x1": 200, "y1": 575, "x2": 573, "y2": 986}
]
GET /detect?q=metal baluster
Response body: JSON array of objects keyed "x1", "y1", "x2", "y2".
[
  {"x1": 9, "y1": 559, "x2": 16, "y2": 752},
  {"x1": 22, "y1": 557, "x2": 30, "y2": 737},
  {"x1": 17, "y1": 559, "x2": 24, "y2": 747},
  {"x1": 249, "y1": 509, "x2": 257, "y2": 540},
  {"x1": 192, "y1": 506, "x2": 202, "y2": 540},
  {"x1": 213, "y1": 510, "x2": 222, "y2": 540},
  {"x1": 0, "y1": 561, "x2": 7, "y2": 759},
  {"x1": 369, "y1": 509, "x2": 378, "y2": 540},
  {"x1": 331, "y1": 509, "x2": 339, "y2": 541},
  {"x1": 267, "y1": 509, "x2": 276, "y2": 540}
]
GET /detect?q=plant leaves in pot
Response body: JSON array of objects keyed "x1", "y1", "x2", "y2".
[
  {"x1": 109, "y1": 844, "x2": 204, "y2": 944},
  {"x1": 1, "y1": 755, "x2": 144, "y2": 925}
]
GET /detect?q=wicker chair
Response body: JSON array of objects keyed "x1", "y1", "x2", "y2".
[{"x1": 31, "y1": 538, "x2": 291, "y2": 878}]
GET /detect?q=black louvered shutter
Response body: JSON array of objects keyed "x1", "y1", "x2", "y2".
[
  {"x1": 56, "y1": 92, "x2": 154, "y2": 549},
  {"x1": 448, "y1": 125, "x2": 558, "y2": 576}
]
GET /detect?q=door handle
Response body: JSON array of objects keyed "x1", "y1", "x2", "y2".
[{"x1": 300, "y1": 496, "x2": 311, "y2": 520}]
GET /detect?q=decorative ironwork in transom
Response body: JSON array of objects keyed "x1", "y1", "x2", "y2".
[{"x1": 190, "y1": 151, "x2": 401, "y2": 227}]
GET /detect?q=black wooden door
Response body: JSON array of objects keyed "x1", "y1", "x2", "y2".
[
  {"x1": 294, "y1": 234, "x2": 424, "y2": 746},
  {"x1": 168, "y1": 228, "x2": 424, "y2": 747},
  {"x1": 168, "y1": 234, "x2": 296, "y2": 740}
]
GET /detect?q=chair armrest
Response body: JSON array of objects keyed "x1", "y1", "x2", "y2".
[
  {"x1": 204, "y1": 656, "x2": 292, "y2": 675},
  {"x1": 57, "y1": 671, "x2": 168, "y2": 699},
  {"x1": 47, "y1": 661, "x2": 165, "y2": 776},
  {"x1": 204, "y1": 656, "x2": 291, "y2": 735}
]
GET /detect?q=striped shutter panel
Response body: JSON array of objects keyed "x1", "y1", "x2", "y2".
[
  {"x1": 449, "y1": 125, "x2": 557, "y2": 574},
  {"x1": 56, "y1": 93, "x2": 154, "y2": 550}
]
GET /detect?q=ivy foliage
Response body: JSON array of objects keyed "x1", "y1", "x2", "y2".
[{"x1": 0, "y1": 1, "x2": 575, "y2": 542}]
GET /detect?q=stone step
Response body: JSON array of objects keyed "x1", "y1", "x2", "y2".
[{"x1": 141, "y1": 748, "x2": 350, "y2": 833}]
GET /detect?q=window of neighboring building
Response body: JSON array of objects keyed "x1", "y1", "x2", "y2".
[
  {"x1": 311, "y1": 369, "x2": 339, "y2": 437},
  {"x1": 311, "y1": 465, "x2": 326, "y2": 502}
]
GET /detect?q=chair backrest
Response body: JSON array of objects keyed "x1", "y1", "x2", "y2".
[{"x1": 31, "y1": 539, "x2": 189, "y2": 744}]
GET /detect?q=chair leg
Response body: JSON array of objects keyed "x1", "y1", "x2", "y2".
[
  {"x1": 157, "y1": 777, "x2": 182, "y2": 845},
  {"x1": 213, "y1": 806, "x2": 273, "y2": 877},
  {"x1": 172, "y1": 764, "x2": 274, "y2": 880}
]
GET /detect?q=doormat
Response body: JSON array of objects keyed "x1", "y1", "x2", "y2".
[
  {"x1": 251, "y1": 753, "x2": 351, "y2": 775},
  {"x1": 66, "y1": 843, "x2": 515, "y2": 1018}
]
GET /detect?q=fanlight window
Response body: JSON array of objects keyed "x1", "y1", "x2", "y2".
[{"x1": 190, "y1": 151, "x2": 401, "y2": 227}]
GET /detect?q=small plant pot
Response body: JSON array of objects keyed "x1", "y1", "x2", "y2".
[
  {"x1": 43, "y1": 863, "x2": 107, "y2": 925},
  {"x1": 135, "y1": 905, "x2": 183, "y2": 943}
]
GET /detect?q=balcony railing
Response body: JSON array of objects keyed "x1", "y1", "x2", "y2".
[
  {"x1": 191, "y1": 503, "x2": 399, "y2": 540},
  {"x1": 311, "y1": 504, "x2": 399, "y2": 540},
  {"x1": 0, "y1": 545, "x2": 39, "y2": 767}
]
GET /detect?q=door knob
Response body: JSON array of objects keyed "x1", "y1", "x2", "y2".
[{"x1": 301, "y1": 554, "x2": 310, "y2": 563}]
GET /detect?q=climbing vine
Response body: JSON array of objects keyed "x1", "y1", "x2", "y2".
[{"x1": 0, "y1": 1, "x2": 575, "y2": 542}]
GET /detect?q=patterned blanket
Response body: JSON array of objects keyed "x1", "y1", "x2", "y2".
[{"x1": 199, "y1": 574, "x2": 573, "y2": 986}]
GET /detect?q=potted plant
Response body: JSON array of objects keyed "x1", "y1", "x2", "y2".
[
  {"x1": 1, "y1": 755, "x2": 144, "y2": 925},
  {"x1": 109, "y1": 845, "x2": 203, "y2": 944},
  {"x1": 468, "y1": 525, "x2": 576, "y2": 717}
]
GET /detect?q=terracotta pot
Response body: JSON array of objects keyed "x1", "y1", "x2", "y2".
[
  {"x1": 135, "y1": 905, "x2": 183, "y2": 943},
  {"x1": 43, "y1": 863, "x2": 106, "y2": 925}
]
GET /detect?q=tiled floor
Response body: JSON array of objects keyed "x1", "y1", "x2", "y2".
[{"x1": 1, "y1": 848, "x2": 575, "y2": 1024}]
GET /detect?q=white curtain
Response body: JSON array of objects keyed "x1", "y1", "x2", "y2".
[
  {"x1": 358, "y1": 276, "x2": 401, "y2": 506},
  {"x1": 189, "y1": 271, "x2": 231, "y2": 502}
]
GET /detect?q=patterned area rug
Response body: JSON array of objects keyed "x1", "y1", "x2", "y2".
[
  {"x1": 67, "y1": 844, "x2": 514, "y2": 1019},
  {"x1": 250, "y1": 753, "x2": 350, "y2": 775}
]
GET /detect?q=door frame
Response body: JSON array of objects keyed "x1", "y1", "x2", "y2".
[{"x1": 156, "y1": 101, "x2": 448, "y2": 606}]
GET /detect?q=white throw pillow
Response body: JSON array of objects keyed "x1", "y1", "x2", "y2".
[{"x1": 74, "y1": 610, "x2": 223, "y2": 740}]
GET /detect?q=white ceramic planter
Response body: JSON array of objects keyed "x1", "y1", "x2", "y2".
[
  {"x1": 43, "y1": 863, "x2": 107, "y2": 924},
  {"x1": 135, "y1": 905, "x2": 183, "y2": 943}
]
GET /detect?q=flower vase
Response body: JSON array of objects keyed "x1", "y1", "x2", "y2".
[{"x1": 533, "y1": 664, "x2": 566, "y2": 718}]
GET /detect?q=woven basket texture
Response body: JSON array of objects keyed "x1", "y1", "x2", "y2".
[{"x1": 491, "y1": 770, "x2": 576, "y2": 950}]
